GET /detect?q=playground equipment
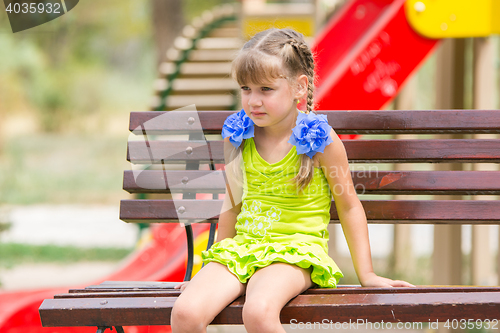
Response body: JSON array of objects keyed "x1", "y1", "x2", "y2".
[
  {"x1": 151, "y1": 5, "x2": 240, "y2": 112},
  {"x1": 312, "y1": 0, "x2": 438, "y2": 110},
  {"x1": 241, "y1": 1, "x2": 316, "y2": 39},
  {"x1": 405, "y1": 0, "x2": 500, "y2": 38},
  {"x1": 3, "y1": 0, "x2": 500, "y2": 332}
]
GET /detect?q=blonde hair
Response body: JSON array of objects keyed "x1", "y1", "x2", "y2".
[{"x1": 231, "y1": 28, "x2": 316, "y2": 191}]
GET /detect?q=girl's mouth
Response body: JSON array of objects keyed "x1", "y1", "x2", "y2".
[{"x1": 251, "y1": 111, "x2": 266, "y2": 117}]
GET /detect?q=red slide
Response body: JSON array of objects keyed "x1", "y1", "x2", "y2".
[
  {"x1": 0, "y1": 1, "x2": 439, "y2": 332},
  {"x1": 313, "y1": 0, "x2": 438, "y2": 112},
  {"x1": 0, "y1": 223, "x2": 208, "y2": 333}
]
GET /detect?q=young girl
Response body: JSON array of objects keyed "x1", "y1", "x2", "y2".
[{"x1": 171, "y1": 28, "x2": 414, "y2": 333}]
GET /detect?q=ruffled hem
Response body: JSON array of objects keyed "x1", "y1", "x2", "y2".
[{"x1": 201, "y1": 238, "x2": 343, "y2": 288}]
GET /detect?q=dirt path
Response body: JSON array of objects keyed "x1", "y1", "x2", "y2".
[
  {"x1": 0, "y1": 204, "x2": 138, "y2": 291},
  {"x1": 0, "y1": 262, "x2": 119, "y2": 291}
]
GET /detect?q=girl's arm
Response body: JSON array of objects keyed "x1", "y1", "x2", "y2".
[
  {"x1": 175, "y1": 138, "x2": 242, "y2": 291},
  {"x1": 318, "y1": 129, "x2": 414, "y2": 288},
  {"x1": 216, "y1": 137, "x2": 244, "y2": 242},
  {"x1": 216, "y1": 201, "x2": 240, "y2": 242}
]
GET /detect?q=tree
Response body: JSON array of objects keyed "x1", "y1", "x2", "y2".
[{"x1": 151, "y1": 0, "x2": 184, "y2": 67}]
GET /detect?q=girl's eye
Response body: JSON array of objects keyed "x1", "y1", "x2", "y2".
[
  {"x1": 261, "y1": 87, "x2": 273, "y2": 91},
  {"x1": 241, "y1": 86, "x2": 250, "y2": 91}
]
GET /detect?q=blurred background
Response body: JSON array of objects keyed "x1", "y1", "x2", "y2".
[
  {"x1": 0, "y1": 0, "x2": 232, "y2": 289},
  {"x1": 0, "y1": 0, "x2": 499, "y2": 331}
]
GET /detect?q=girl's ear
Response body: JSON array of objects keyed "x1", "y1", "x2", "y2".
[{"x1": 294, "y1": 74, "x2": 308, "y2": 100}]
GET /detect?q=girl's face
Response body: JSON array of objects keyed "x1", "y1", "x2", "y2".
[{"x1": 240, "y1": 75, "x2": 307, "y2": 130}]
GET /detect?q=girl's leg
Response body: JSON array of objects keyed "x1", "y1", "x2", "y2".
[
  {"x1": 171, "y1": 262, "x2": 246, "y2": 333},
  {"x1": 242, "y1": 263, "x2": 313, "y2": 333}
]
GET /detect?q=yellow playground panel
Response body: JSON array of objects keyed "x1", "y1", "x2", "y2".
[
  {"x1": 241, "y1": 2, "x2": 316, "y2": 40},
  {"x1": 190, "y1": 228, "x2": 210, "y2": 276},
  {"x1": 243, "y1": 17, "x2": 315, "y2": 39},
  {"x1": 405, "y1": 0, "x2": 500, "y2": 38}
]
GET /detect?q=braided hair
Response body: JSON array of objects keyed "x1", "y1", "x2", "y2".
[
  {"x1": 281, "y1": 30, "x2": 315, "y2": 114},
  {"x1": 231, "y1": 28, "x2": 317, "y2": 190}
]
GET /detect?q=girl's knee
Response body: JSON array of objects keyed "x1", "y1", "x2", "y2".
[
  {"x1": 171, "y1": 298, "x2": 207, "y2": 332},
  {"x1": 242, "y1": 297, "x2": 280, "y2": 329}
]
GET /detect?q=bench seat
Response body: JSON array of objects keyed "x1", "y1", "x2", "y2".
[{"x1": 40, "y1": 282, "x2": 500, "y2": 327}]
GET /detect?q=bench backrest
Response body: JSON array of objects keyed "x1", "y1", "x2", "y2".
[{"x1": 121, "y1": 110, "x2": 500, "y2": 225}]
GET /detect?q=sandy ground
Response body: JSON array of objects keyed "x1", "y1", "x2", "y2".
[
  {"x1": 0, "y1": 262, "x2": 119, "y2": 290},
  {"x1": 1, "y1": 204, "x2": 138, "y2": 248},
  {"x1": 0, "y1": 204, "x2": 137, "y2": 291}
]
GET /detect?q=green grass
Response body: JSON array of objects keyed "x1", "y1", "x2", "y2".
[{"x1": 0, "y1": 242, "x2": 133, "y2": 269}]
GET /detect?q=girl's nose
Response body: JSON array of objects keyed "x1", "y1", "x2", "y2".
[{"x1": 248, "y1": 94, "x2": 262, "y2": 107}]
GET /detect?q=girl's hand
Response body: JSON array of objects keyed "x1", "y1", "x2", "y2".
[
  {"x1": 360, "y1": 272, "x2": 415, "y2": 288},
  {"x1": 174, "y1": 281, "x2": 189, "y2": 292}
]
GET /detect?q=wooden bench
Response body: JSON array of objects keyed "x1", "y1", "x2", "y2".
[{"x1": 39, "y1": 110, "x2": 500, "y2": 332}]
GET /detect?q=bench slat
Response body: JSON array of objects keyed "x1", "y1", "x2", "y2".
[
  {"x1": 127, "y1": 139, "x2": 500, "y2": 164},
  {"x1": 58, "y1": 291, "x2": 180, "y2": 298},
  {"x1": 129, "y1": 110, "x2": 500, "y2": 134},
  {"x1": 39, "y1": 291, "x2": 500, "y2": 327},
  {"x1": 119, "y1": 199, "x2": 500, "y2": 224},
  {"x1": 124, "y1": 170, "x2": 500, "y2": 195},
  {"x1": 279, "y1": 292, "x2": 500, "y2": 324},
  {"x1": 57, "y1": 285, "x2": 500, "y2": 298}
]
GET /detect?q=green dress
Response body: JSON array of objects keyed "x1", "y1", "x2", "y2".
[{"x1": 202, "y1": 138, "x2": 343, "y2": 288}]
